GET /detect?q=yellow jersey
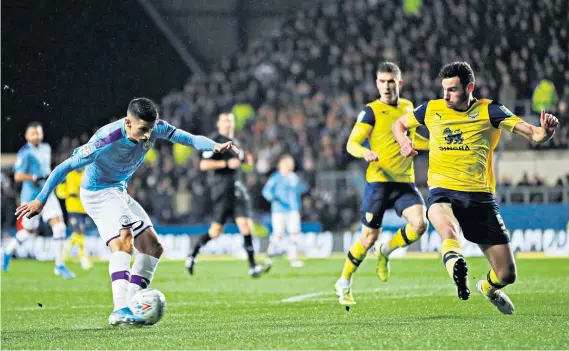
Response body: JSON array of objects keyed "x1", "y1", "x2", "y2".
[
  {"x1": 405, "y1": 99, "x2": 524, "y2": 193},
  {"x1": 347, "y1": 98, "x2": 429, "y2": 183},
  {"x1": 56, "y1": 169, "x2": 86, "y2": 214}
]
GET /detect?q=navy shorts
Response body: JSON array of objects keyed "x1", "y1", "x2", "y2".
[
  {"x1": 68, "y1": 213, "x2": 89, "y2": 233},
  {"x1": 361, "y1": 182, "x2": 425, "y2": 228},
  {"x1": 427, "y1": 188, "x2": 509, "y2": 245}
]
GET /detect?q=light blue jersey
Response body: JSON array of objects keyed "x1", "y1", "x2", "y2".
[
  {"x1": 14, "y1": 143, "x2": 52, "y2": 203},
  {"x1": 262, "y1": 172, "x2": 308, "y2": 213},
  {"x1": 35, "y1": 118, "x2": 218, "y2": 204}
]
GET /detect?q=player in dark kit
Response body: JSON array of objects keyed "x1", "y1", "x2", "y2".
[{"x1": 185, "y1": 113, "x2": 270, "y2": 278}]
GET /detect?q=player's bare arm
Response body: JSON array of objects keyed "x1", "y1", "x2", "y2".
[
  {"x1": 512, "y1": 110, "x2": 559, "y2": 143},
  {"x1": 392, "y1": 116, "x2": 418, "y2": 158}
]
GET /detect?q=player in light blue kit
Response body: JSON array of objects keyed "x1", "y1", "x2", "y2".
[
  {"x1": 16, "y1": 98, "x2": 237, "y2": 326},
  {"x1": 262, "y1": 154, "x2": 309, "y2": 268},
  {"x1": 2, "y1": 122, "x2": 75, "y2": 279}
]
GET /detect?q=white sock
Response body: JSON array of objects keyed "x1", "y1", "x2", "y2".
[
  {"x1": 109, "y1": 251, "x2": 132, "y2": 311},
  {"x1": 338, "y1": 277, "x2": 351, "y2": 287},
  {"x1": 5, "y1": 230, "x2": 31, "y2": 254},
  {"x1": 267, "y1": 236, "x2": 283, "y2": 257},
  {"x1": 127, "y1": 253, "x2": 160, "y2": 300},
  {"x1": 287, "y1": 235, "x2": 298, "y2": 261},
  {"x1": 51, "y1": 222, "x2": 67, "y2": 267}
]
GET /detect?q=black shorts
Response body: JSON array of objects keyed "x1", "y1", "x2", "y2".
[
  {"x1": 427, "y1": 187, "x2": 509, "y2": 245},
  {"x1": 361, "y1": 182, "x2": 425, "y2": 227},
  {"x1": 211, "y1": 186, "x2": 252, "y2": 225}
]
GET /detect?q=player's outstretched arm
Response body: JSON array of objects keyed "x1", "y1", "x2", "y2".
[
  {"x1": 512, "y1": 110, "x2": 559, "y2": 144},
  {"x1": 15, "y1": 155, "x2": 93, "y2": 219},
  {"x1": 393, "y1": 117, "x2": 418, "y2": 158},
  {"x1": 167, "y1": 127, "x2": 239, "y2": 154}
]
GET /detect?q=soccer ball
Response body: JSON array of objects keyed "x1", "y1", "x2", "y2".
[{"x1": 129, "y1": 288, "x2": 166, "y2": 325}]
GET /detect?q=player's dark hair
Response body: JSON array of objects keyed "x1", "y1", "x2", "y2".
[
  {"x1": 128, "y1": 98, "x2": 159, "y2": 122},
  {"x1": 376, "y1": 62, "x2": 401, "y2": 79},
  {"x1": 438, "y1": 62, "x2": 475, "y2": 88},
  {"x1": 26, "y1": 121, "x2": 42, "y2": 130}
]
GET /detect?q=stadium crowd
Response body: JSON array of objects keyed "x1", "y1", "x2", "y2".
[{"x1": 2, "y1": 0, "x2": 568, "y2": 231}]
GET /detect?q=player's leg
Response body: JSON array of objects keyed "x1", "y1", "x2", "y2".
[
  {"x1": 2, "y1": 216, "x2": 38, "y2": 271},
  {"x1": 80, "y1": 187, "x2": 144, "y2": 325},
  {"x1": 476, "y1": 243, "x2": 516, "y2": 314},
  {"x1": 266, "y1": 212, "x2": 286, "y2": 264},
  {"x1": 186, "y1": 222, "x2": 224, "y2": 275},
  {"x1": 76, "y1": 215, "x2": 92, "y2": 270},
  {"x1": 286, "y1": 211, "x2": 303, "y2": 267},
  {"x1": 336, "y1": 182, "x2": 385, "y2": 307},
  {"x1": 427, "y1": 201, "x2": 470, "y2": 300},
  {"x1": 376, "y1": 184, "x2": 428, "y2": 281},
  {"x1": 42, "y1": 193, "x2": 75, "y2": 278},
  {"x1": 129, "y1": 228, "x2": 162, "y2": 299},
  {"x1": 186, "y1": 196, "x2": 230, "y2": 275},
  {"x1": 462, "y1": 202, "x2": 515, "y2": 314},
  {"x1": 236, "y1": 216, "x2": 270, "y2": 277},
  {"x1": 127, "y1": 197, "x2": 160, "y2": 299}
]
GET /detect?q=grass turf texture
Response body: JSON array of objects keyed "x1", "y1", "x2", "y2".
[{"x1": 2, "y1": 257, "x2": 568, "y2": 350}]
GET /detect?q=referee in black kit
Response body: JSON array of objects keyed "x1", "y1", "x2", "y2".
[{"x1": 185, "y1": 112, "x2": 270, "y2": 278}]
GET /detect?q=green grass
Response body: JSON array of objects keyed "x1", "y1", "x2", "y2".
[{"x1": 2, "y1": 257, "x2": 568, "y2": 350}]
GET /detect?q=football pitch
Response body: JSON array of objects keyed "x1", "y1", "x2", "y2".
[{"x1": 2, "y1": 256, "x2": 568, "y2": 350}]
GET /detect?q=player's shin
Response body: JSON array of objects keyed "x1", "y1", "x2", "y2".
[
  {"x1": 441, "y1": 239, "x2": 465, "y2": 279},
  {"x1": 5, "y1": 230, "x2": 31, "y2": 254},
  {"x1": 340, "y1": 239, "x2": 368, "y2": 286},
  {"x1": 382, "y1": 223, "x2": 423, "y2": 256},
  {"x1": 243, "y1": 234, "x2": 256, "y2": 268},
  {"x1": 480, "y1": 269, "x2": 508, "y2": 296},
  {"x1": 189, "y1": 232, "x2": 211, "y2": 259},
  {"x1": 51, "y1": 222, "x2": 67, "y2": 267},
  {"x1": 128, "y1": 253, "x2": 160, "y2": 299},
  {"x1": 287, "y1": 235, "x2": 298, "y2": 261},
  {"x1": 109, "y1": 251, "x2": 132, "y2": 311}
]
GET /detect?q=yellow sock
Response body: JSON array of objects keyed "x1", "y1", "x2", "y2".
[
  {"x1": 70, "y1": 232, "x2": 86, "y2": 258},
  {"x1": 341, "y1": 240, "x2": 368, "y2": 281},
  {"x1": 386, "y1": 223, "x2": 420, "y2": 254},
  {"x1": 481, "y1": 269, "x2": 506, "y2": 296},
  {"x1": 441, "y1": 239, "x2": 464, "y2": 280}
]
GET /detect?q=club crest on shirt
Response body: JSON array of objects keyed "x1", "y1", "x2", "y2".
[{"x1": 143, "y1": 141, "x2": 153, "y2": 150}]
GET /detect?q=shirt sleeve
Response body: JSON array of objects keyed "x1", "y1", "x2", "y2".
[
  {"x1": 355, "y1": 106, "x2": 376, "y2": 126},
  {"x1": 488, "y1": 101, "x2": 524, "y2": 131},
  {"x1": 154, "y1": 120, "x2": 217, "y2": 151},
  {"x1": 405, "y1": 102, "x2": 427, "y2": 127},
  {"x1": 35, "y1": 153, "x2": 95, "y2": 204},
  {"x1": 262, "y1": 174, "x2": 277, "y2": 202},
  {"x1": 13, "y1": 150, "x2": 29, "y2": 173}
]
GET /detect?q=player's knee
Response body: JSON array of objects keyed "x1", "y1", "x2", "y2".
[
  {"x1": 361, "y1": 212, "x2": 382, "y2": 230},
  {"x1": 360, "y1": 226, "x2": 380, "y2": 250},
  {"x1": 499, "y1": 264, "x2": 517, "y2": 285},
  {"x1": 51, "y1": 221, "x2": 67, "y2": 239},
  {"x1": 149, "y1": 241, "x2": 164, "y2": 258}
]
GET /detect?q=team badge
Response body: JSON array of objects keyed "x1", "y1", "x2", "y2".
[
  {"x1": 143, "y1": 141, "x2": 153, "y2": 150},
  {"x1": 499, "y1": 105, "x2": 513, "y2": 117},
  {"x1": 468, "y1": 112, "x2": 479, "y2": 119}
]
